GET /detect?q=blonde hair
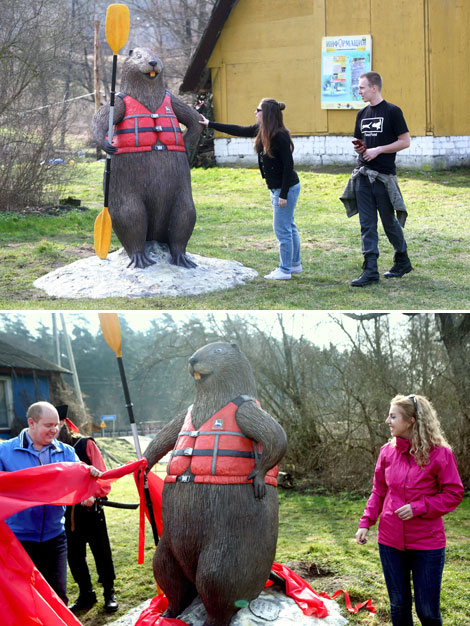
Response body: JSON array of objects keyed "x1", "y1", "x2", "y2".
[{"x1": 390, "y1": 394, "x2": 450, "y2": 467}]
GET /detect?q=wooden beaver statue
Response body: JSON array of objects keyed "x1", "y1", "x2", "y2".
[
  {"x1": 92, "y1": 47, "x2": 202, "y2": 269},
  {"x1": 144, "y1": 341, "x2": 287, "y2": 626}
]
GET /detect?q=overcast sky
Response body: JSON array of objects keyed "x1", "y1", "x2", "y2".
[{"x1": 0, "y1": 310, "x2": 410, "y2": 350}]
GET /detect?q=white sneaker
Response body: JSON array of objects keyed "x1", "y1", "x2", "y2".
[
  {"x1": 264, "y1": 268, "x2": 292, "y2": 280},
  {"x1": 291, "y1": 265, "x2": 303, "y2": 274}
]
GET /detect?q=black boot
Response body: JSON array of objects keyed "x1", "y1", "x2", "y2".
[
  {"x1": 384, "y1": 251, "x2": 413, "y2": 278},
  {"x1": 104, "y1": 588, "x2": 118, "y2": 613},
  {"x1": 69, "y1": 590, "x2": 97, "y2": 613},
  {"x1": 350, "y1": 254, "x2": 380, "y2": 287}
]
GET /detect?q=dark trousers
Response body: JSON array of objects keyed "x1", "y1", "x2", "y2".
[
  {"x1": 21, "y1": 531, "x2": 68, "y2": 605},
  {"x1": 379, "y1": 543, "x2": 445, "y2": 626},
  {"x1": 65, "y1": 504, "x2": 115, "y2": 594},
  {"x1": 355, "y1": 174, "x2": 407, "y2": 257}
]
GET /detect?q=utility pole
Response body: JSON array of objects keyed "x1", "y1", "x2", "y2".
[
  {"x1": 52, "y1": 313, "x2": 61, "y2": 367},
  {"x1": 60, "y1": 314, "x2": 86, "y2": 418}
]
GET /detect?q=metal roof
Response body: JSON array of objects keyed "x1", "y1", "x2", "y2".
[
  {"x1": 0, "y1": 339, "x2": 72, "y2": 374},
  {"x1": 180, "y1": 0, "x2": 239, "y2": 93}
]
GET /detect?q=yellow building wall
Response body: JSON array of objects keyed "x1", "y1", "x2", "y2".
[
  {"x1": 207, "y1": 0, "x2": 469, "y2": 138},
  {"x1": 429, "y1": 0, "x2": 470, "y2": 136}
]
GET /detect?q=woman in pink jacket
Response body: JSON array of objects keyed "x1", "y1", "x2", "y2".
[{"x1": 355, "y1": 394, "x2": 464, "y2": 626}]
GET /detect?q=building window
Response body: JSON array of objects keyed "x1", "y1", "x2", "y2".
[{"x1": 0, "y1": 378, "x2": 13, "y2": 430}]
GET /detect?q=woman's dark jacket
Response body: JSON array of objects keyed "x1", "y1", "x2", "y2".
[{"x1": 208, "y1": 121, "x2": 299, "y2": 200}]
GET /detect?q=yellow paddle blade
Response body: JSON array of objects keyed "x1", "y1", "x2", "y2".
[
  {"x1": 94, "y1": 206, "x2": 112, "y2": 259},
  {"x1": 99, "y1": 313, "x2": 122, "y2": 358},
  {"x1": 105, "y1": 4, "x2": 130, "y2": 55}
]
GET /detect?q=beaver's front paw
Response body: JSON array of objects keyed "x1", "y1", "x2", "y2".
[{"x1": 102, "y1": 139, "x2": 117, "y2": 155}]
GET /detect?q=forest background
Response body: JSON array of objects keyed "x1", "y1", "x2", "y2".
[{"x1": 2, "y1": 311, "x2": 469, "y2": 491}]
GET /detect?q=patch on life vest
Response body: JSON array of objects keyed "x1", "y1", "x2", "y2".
[
  {"x1": 165, "y1": 106, "x2": 171, "y2": 113},
  {"x1": 213, "y1": 419, "x2": 223, "y2": 429}
]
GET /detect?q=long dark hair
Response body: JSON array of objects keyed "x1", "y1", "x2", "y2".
[{"x1": 254, "y1": 98, "x2": 294, "y2": 157}]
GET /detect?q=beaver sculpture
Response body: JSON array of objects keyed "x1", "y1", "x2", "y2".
[
  {"x1": 144, "y1": 342, "x2": 287, "y2": 626},
  {"x1": 92, "y1": 47, "x2": 202, "y2": 269}
]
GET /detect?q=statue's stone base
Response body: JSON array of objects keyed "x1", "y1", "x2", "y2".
[
  {"x1": 110, "y1": 589, "x2": 348, "y2": 626},
  {"x1": 33, "y1": 242, "x2": 258, "y2": 299}
]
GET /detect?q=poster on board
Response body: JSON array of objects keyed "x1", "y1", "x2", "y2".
[{"x1": 321, "y1": 35, "x2": 372, "y2": 109}]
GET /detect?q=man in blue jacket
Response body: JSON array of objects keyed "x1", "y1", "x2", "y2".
[{"x1": 0, "y1": 401, "x2": 100, "y2": 605}]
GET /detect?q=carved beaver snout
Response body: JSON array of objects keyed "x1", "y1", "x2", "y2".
[{"x1": 188, "y1": 355, "x2": 198, "y2": 366}]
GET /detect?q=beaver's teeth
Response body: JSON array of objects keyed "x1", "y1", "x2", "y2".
[
  {"x1": 194, "y1": 372, "x2": 201, "y2": 380},
  {"x1": 149, "y1": 71, "x2": 156, "y2": 77}
]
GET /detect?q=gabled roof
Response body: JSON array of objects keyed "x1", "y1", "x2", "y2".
[
  {"x1": 180, "y1": 0, "x2": 239, "y2": 93},
  {"x1": 0, "y1": 339, "x2": 71, "y2": 374}
]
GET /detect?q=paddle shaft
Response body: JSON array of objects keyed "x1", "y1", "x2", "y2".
[
  {"x1": 116, "y1": 356, "x2": 142, "y2": 459},
  {"x1": 104, "y1": 54, "x2": 118, "y2": 208}
]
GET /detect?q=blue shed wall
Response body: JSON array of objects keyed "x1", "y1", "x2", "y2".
[{"x1": 12, "y1": 373, "x2": 51, "y2": 428}]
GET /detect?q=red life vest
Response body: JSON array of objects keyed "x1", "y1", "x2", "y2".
[
  {"x1": 112, "y1": 90, "x2": 186, "y2": 154},
  {"x1": 165, "y1": 396, "x2": 279, "y2": 486}
]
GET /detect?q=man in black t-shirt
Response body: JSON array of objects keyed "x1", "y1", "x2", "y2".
[{"x1": 350, "y1": 71, "x2": 413, "y2": 287}]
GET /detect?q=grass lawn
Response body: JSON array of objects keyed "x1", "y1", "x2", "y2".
[
  {"x1": 71, "y1": 452, "x2": 470, "y2": 626},
  {"x1": 0, "y1": 162, "x2": 469, "y2": 309}
]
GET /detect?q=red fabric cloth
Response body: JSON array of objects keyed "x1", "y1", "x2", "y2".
[
  {"x1": 0, "y1": 459, "x2": 146, "y2": 626},
  {"x1": 269, "y1": 562, "x2": 329, "y2": 618},
  {"x1": 135, "y1": 594, "x2": 187, "y2": 626},
  {"x1": 134, "y1": 467, "x2": 164, "y2": 564},
  {"x1": 0, "y1": 459, "x2": 146, "y2": 521},
  {"x1": 359, "y1": 438, "x2": 464, "y2": 550},
  {"x1": 85, "y1": 439, "x2": 111, "y2": 496},
  {"x1": 0, "y1": 521, "x2": 83, "y2": 626}
]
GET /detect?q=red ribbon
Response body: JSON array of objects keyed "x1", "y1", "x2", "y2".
[{"x1": 318, "y1": 589, "x2": 376, "y2": 614}]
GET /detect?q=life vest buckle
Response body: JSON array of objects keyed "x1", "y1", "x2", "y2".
[
  {"x1": 182, "y1": 447, "x2": 194, "y2": 456},
  {"x1": 177, "y1": 474, "x2": 194, "y2": 483},
  {"x1": 155, "y1": 125, "x2": 163, "y2": 131},
  {"x1": 151, "y1": 114, "x2": 159, "y2": 118},
  {"x1": 189, "y1": 431, "x2": 199, "y2": 437}
]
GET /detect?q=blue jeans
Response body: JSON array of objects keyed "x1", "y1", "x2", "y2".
[
  {"x1": 21, "y1": 531, "x2": 68, "y2": 605},
  {"x1": 355, "y1": 174, "x2": 407, "y2": 257},
  {"x1": 379, "y1": 543, "x2": 445, "y2": 626},
  {"x1": 270, "y1": 182, "x2": 301, "y2": 273}
]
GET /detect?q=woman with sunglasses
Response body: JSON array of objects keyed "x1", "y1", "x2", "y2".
[
  {"x1": 199, "y1": 99, "x2": 301, "y2": 280},
  {"x1": 355, "y1": 395, "x2": 463, "y2": 625}
]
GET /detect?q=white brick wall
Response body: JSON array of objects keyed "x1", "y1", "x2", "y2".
[{"x1": 213, "y1": 135, "x2": 470, "y2": 169}]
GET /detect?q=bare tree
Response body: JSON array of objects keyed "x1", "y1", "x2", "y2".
[{"x1": 127, "y1": 0, "x2": 216, "y2": 92}]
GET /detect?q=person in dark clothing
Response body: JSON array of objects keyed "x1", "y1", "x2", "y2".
[
  {"x1": 350, "y1": 71, "x2": 413, "y2": 287},
  {"x1": 200, "y1": 98, "x2": 302, "y2": 280},
  {"x1": 57, "y1": 413, "x2": 118, "y2": 614}
]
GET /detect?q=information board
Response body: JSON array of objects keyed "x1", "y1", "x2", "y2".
[{"x1": 321, "y1": 35, "x2": 372, "y2": 109}]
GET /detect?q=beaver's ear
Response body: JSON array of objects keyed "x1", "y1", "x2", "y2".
[
  {"x1": 231, "y1": 343, "x2": 240, "y2": 351},
  {"x1": 128, "y1": 49, "x2": 133, "y2": 56}
]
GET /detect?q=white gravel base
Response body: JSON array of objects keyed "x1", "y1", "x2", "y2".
[
  {"x1": 33, "y1": 242, "x2": 258, "y2": 299},
  {"x1": 109, "y1": 589, "x2": 348, "y2": 626}
]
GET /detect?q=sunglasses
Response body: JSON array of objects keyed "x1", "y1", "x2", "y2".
[
  {"x1": 256, "y1": 108, "x2": 262, "y2": 112},
  {"x1": 408, "y1": 394, "x2": 418, "y2": 418}
]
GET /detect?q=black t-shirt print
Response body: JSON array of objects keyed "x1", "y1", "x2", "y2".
[{"x1": 354, "y1": 100, "x2": 409, "y2": 175}]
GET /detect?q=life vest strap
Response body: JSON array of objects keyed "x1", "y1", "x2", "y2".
[
  {"x1": 113, "y1": 144, "x2": 186, "y2": 154},
  {"x1": 171, "y1": 448, "x2": 259, "y2": 459},
  {"x1": 178, "y1": 429, "x2": 247, "y2": 438},
  {"x1": 232, "y1": 394, "x2": 256, "y2": 406},
  {"x1": 114, "y1": 126, "x2": 182, "y2": 135}
]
